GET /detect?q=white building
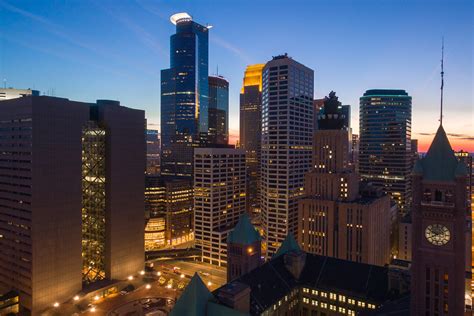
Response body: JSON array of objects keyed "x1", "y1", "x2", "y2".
[
  {"x1": 261, "y1": 54, "x2": 314, "y2": 257},
  {"x1": 0, "y1": 88, "x2": 39, "y2": 100},
  {"x1": 194, "y1": 148, "x2": 246, "y2": 267}
]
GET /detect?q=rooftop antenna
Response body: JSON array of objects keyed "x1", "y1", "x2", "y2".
[
  {"x1": 440, "y1": 37, "x2": 444, "y2": 126},
  {"x1": 216, "y1": 64, "x2": 219, "y2": 76},
  {"x1": 3, "y1": 79, "x2": 6, "y2": 89}
]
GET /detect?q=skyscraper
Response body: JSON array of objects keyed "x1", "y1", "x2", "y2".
[
  {"x1": 0, "y1": 96, "x2": 145, "y2": 313},
  {"x1": 240, "y1": 64, "x2": 265, "y2": 216},
  {"x1": 146, "y1": 129, "x2": 160, "y2": 175},
  {"x1": 161, "y1": 12, "x2": 210, "y2": 178},
  {"x1": 411, "y1": 125, "x2": 468, "y2": 315},
  {"x1": 298, "y1": 92, "x2": 391, "y2": 266},
  {"x1": 359, "y1": 89, "x2": 412, "y2": 214},
  {"x1": 194, "y1": 148, "x2": 246, "y2": 266},
  {"x1": 261, "y1": 54, "x2": 314, "y2": 256},
  {"x1": 0, "y1": 88, "x2": 39, "y2": 100},
  {"x1": 208, "y1": 75, "x2": 229, "y2": 145}
]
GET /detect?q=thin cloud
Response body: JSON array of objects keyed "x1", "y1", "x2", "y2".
[
  {"x1": 211, "y1": 35, "x2": 252, "y2": 65},
  {"x1": 416, "y1": 132, "x2": 474, "y2": 140}
]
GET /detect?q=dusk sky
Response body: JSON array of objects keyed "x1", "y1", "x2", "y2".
[{"x1": 0, "y1": 0, "x2": 472, "y2": 151}]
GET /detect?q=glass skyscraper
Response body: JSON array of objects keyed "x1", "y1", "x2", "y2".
[
  {"x1": 359, "y1": 89, "x2": 412, "y2": 214},
  {"x1": 161, "y1": 13, "x2": 210, "y2": 178},
  {"x1": 208, "y1": 75, "x2": 229, "y2": 145}
]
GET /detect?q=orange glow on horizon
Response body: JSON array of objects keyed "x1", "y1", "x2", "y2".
[{"x1": 417, "y1": 136, "x2": 474, "y2": 153}]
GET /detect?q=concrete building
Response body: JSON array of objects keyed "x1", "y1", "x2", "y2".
[
  {"x1": 194, "y1": 148, "x2": 246, "y2": 267},
  {"x1": 261, "y1": 54, "x2": 314, "y2": 256},
  {"x1": 359, "y1": 89, "x2": 412, "y2": 215},
  {"x1": 0, "y1": 88, "x2": 39, "y2": 100},
  {"x1": 398, "y1": 215, "x2": 412, "y2": 261},
  {"x1": 298, "y1": 92, "x2": 391, "y2": 267},
  {"x1": 226, "y1": 213, "x2": 262, "y2": 282},
  {"x1": 146, "y1": 129, "x2": 160, "y2": 175},
  {"x1": 0, "y1": 96, "x2": 145, "y2": 314},
  {"x1": 411, "y1": 125, "x2": 468, "y2": 315},
  {"x1": 240, "y1": 64, "x2": 265, "y2": 217}
]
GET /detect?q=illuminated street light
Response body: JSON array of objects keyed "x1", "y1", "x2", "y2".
[
  {"x1": 94, "y1": 295, "x2": 100, "y2": 301},
  {"x1": 157, "y1": 271, "x2": 162, "y2": 276},
  {"x1": 207, "y1": 281, "x2": 212, "y2": 286},
  {"x1": 145, "y1": 284, "x2": 151, "y2": 289},
  {"x1": 73, "y1": 295, "x2": 80, "y2": 301},
  {"x1": 139, "y1": 270, "x2": 145, "y2": 275},
  {"x1": 90, "y1": 306, "x2": 96, "y2": 313},
  {"x1": 128, "y1": 275, "x2": 134, "y2": 280},
  {"x1": 167, "y1": 284, "x2": 172, "y2": 289},
  {"x1": 53, "y1": 302, "x2": 60, "y2": 308},
  {"x1": 180, "y1": 274, "x2": 185, "y2": 279}
]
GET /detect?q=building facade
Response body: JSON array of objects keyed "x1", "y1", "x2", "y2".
[
  {"x1": 194, "y1": 148, "x2": 246, "y2": 267},
  {"x1": 161, "y1": 12, "x2": 210, "y2": 178},
  {"x1": 298, "y1": 92, "x2": 391, "y2": 267},
  {"x1": 0, "y1": 96, "x2": 145, "y2": 314},
  {"x1": 240, "y1": 64, "x2": 265, "y2": 216},
  {"x1": 146, "y1": 129, "x2": 160, "y2": 175},
  {"x1": 411, "y1": 125, "x2": 468, "y2": 315},
  {"x1": 359, "y1": 89, "x2": 412, "y2": 215},
  {"x1": 0, "y1": 88, "x2": 39, "y2": 100},
  {"x1": 261, "y1": 54, "x2": 314, "y2": 256},
  {"x1": 208, "y1": 75, "x2": 229, "y2": 146}
]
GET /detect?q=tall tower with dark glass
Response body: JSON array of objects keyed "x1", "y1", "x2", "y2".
[
  {"x1": 208, "y1": 75, "x2": 229, "y2": 145},
  {"x1": 359, "y1": 89, "x2": 412, "y2": 214},
  {"x1": 161, "y1": 13, "x2": 210, "y2": 178}
]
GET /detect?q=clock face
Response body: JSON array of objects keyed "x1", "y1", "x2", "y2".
[{"x1": 425, "y1": 224, "x2": 450, "y2": 246}]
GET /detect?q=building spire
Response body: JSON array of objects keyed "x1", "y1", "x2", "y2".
[{"x1": 440, "y1": 37, "x2": 444, "y2": 126}]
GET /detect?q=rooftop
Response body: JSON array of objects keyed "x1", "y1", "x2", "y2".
[{"x1": 227, "y1": 213, "x2": 261, "y2": 245}]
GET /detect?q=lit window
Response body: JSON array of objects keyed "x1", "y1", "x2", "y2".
[{"x1": 339, "y1": 295, "x2": 346, "y2": 302}]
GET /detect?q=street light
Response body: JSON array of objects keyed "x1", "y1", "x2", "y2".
[
  {"x1": 139, "y1": 270, "x2": 145, "y2": 276},
  {"x1": 53, "y1": 302, "x2": 59, "y2": 308},
  {"x1": 157, "y1": 271, "x2": 162, "y2": 276},
  {"x1": 145, "y1": 284, "x2": 151, "y2": 289},
  {"x1": 128, "y1": 275, "x2": 134, "y2": 280},
  {"x1": 94, "y1": 295, "x2": 100, "y2": 301},
  {"x1": 73, "y1": 295, "x2": 80, "y2": 301},
  {"x1": 90, "y1": 306, "x2": 96, "y2": 313},
  {"x1": 180, "y1": 274, "x2": 185, "y2": 279},
  {"x1": 207, "y1": 281, "x2": 212, "y2": 287}
]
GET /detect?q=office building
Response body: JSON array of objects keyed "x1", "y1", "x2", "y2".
[
  {"x1": 161, "y1": 12, "x2": 210, "y2": 178},
  {"x1": 240, "y1": 64, "x2": 265, "y2": 216},
  {"x1": 398, "y1": 215, "x2": 412, "y2": 261},
  {"x1": 261, "y1": 54, "x2": 314, "y2": 256},
  {"x1": 351, "y1": 133, "x2": 359, "y2": 172},
  {"x1": 194, "y1": 148, "x2": 246, "y2": 267},
  {"x1": 411, "y1": 125, "x2": 468, "y2": 315},
  {"x1": 146, "y1": 129, "x2": 160, "y2": 175},
  {"x1": 0, "y1": 96, "x2": 145, "y2": 313},
  {"x1": 170, "y1": 233, "x2": 408, "y2": 316},
  {"x1": 359, "y1": 89, "x2": 412, "y2": 215},
  {"x1": 208, "y1": 75, "x2": 229, "y2": 145},
  {"x1": 312, "y1": 98, "x2": 324, "y2": 130},
  {"x1": 298, "y1": 92, "x2": 391, "y2": 266},
  {"x1": 227, "y1": 213, "x2": 262, "y2": 282},
  {"x1": 0, "y1": 88, "x2": 39, "y2": 100}
]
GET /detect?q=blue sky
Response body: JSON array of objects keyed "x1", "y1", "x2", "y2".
[{"x1": 0, "y1": 0, "x2": 472, "y2": 150}]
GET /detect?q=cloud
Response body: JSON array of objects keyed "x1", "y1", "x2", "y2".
[
  {"x1": 416, "y1": 132, "x2": 474, "y2": 140},
  {"x1": 211, "y1": 35, "x2": 252, "y2": 65}
]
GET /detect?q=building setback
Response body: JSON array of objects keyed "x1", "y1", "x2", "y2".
[
  {"x1": 0, "y1": 96, "x2": 145, "y2": 314},
  {"x1": 359, "y1": 89, "x2": 412, "y2": 215},
  {"x1": 298, "y1": 92, "x2": 391, "y2": 267},
  {"x1": 194, "y1": 148, "x2": 246, "y2": 267},
  {"x1": 0, "y1": 88, "x2": 39, "y2": 100},
  {"x1": 240, "y1": 64, "x2": 265, "y2": 216},
  {"x1": 261, "y1": 54, "x2": 314, "y2": 257}
]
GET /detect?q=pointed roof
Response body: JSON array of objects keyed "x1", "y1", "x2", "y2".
[
  {"x1": 272, "y1": 233, "x2": 301, "y2": 259},
  {"x1": 170, "y1": 273, "x2": 214, "y2": 316},
  {"x1": 228, "y1": 213, "x2": 261, "y2": 245},
  {"x1": 415, "y1": 125, "x2": 467, "y2": 182}
]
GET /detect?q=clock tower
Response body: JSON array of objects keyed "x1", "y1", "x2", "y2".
[{"x1": 411, "y1": 125, "x2": 468, "y2": 315}]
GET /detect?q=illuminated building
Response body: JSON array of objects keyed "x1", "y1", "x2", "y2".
[
  {"x1": 146, "y1": 129, "x2": 160, "y2": 175},
  {"x1": 144, "y1": 176, "x2": 193, "y2": 248},
  {"x1": 298, "y1": 92, "x2": 392, "y2": 266},
  {"x1": 359, "y1": 89, "x2": 412, "y2": 215},
  {"x1": 351, "y1": 133, "x2": 359, "y2": 172},
  {"x1": 411, "y1": 125, "x2": 468, "y2": 315},
  {"x1": 240, "y1": 64, "x2": 265, "y2": 217},
  {"x1": 261, "y1": 54, "x2": 314, "y2": 257},
  {"x1": 170, "y1": 233, "x2": 408, "y2": 315},
  {"x1": 0, "y1": 291, "x2": 19, "y2": 315},
  {"x1": 208, "y1": 75, "x2": 229, "y2": 145},
  {"x1": 161, "y1": 12, "x2": 211, "y2": 178},
  {"x1": 0, "y1": 96, "x2": 145, "y2": 313},
  {"x1": 227, "y1": 213, "x2": 262, "y2": 282},
  {"x1": 144, "y1": 217, "x2": 166, "y2": 251},
  {"x1": 194, "y1": 148, "x2": 246, "y2": 267},
  {"x1": 312, "y1": 98, "x2": 324, "y2": 130},
  {"x1": 0, "y1": 88, "x2": 39, "y2": 100}
]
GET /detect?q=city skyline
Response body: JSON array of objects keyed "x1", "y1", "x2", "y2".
[{"x1": 0, "y1": 0, "x2": 472, "y2": 153}]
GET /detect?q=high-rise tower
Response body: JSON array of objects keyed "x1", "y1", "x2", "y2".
[
  {"x1": 260, "y1": 54, "x2": 314, "y2": 256},
  {"x1": 161, "y1": 13, "x2": 210, "y2": 178},
  {"x1": 240, "y1": 64, "x2": 265, "y2": 216},
  {"x1": 208, "y1": 75, "x2": 229, "y2": 145},
  {"x1": 359, "y1": 89, "x2": 412, "y2": 214}
]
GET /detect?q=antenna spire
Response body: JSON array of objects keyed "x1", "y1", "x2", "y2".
[{"x1": 440, "y1": 37, "x2": 444, "y2": 126}]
